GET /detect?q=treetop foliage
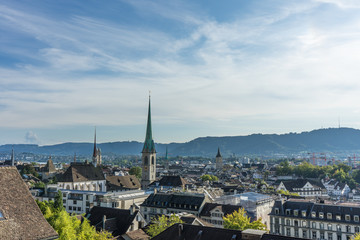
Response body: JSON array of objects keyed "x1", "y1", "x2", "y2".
[
  {"x1": 223, "y1": 208, "x2": 267, "y2": 231},
  {"x1": 146, "y1": 214, "x2": 183, "y2": 238}
]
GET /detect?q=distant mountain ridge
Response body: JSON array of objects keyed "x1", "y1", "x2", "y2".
[{"x1": 1, "y1": 128, "x2": 360, "y2": 157}]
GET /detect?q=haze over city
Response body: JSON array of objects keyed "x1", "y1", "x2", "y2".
[{"x1": 1, "y1": 0, "x2": 360, "y2": 145}]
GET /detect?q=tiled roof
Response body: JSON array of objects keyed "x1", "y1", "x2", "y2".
[
  {"x1": 281, "y1": 179, "x2": 325, "y2": 191},
  {"x1": 0, "y1": 166, "x2": 58, "y2": 240},
  {"x1": 122, "y1": 229, "x2": 149, "y2": 240},
  {"x1": 57, "y1": 162, "x2": 105, "y2": 182},
  {"x1": 106, "y1": 175, "x2": 140, "y2": 191},
  {"x1": 155, "y1": 175, "x2": 188, "y2": 187}
]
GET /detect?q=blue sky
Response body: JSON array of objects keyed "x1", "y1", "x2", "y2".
[{"x1": 1, "y1": 0, "x2": 360, "y2": 145}]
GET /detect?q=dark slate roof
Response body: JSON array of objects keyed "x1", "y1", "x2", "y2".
[
  {"x1": 122, "y1": 229, "x2": 149, "y2": 240},
  {"x1": 179, "y1": 214, "x2": 213, "y2": 227},
  {"x1": 87, "y1": 206, "x2": 137, "y2": 237},
  {"x1": 199, "y1": 203, "x2": 241, "y2": 217},
  {"x1": 152, "y1": 223, "x2": 242, "y2": 240},
  {"x1": 281, "y1": 179, "x2": 325, "y2": 191},
  {"x1": 261, "y1": 234, "x2": 309, "y2": 240},
  {"x1": 270, "y1": 199, "x2": 360, "y2": 224},
  {"x1": 141, "y1": 193, "x2": 205, "y2": 211},
  {"x1": 0, "y1": 166, "x2": 58, "y2": 240},
  {"x1": 58, "y1": 162, "x2": 105, "y2": 182},
  {"x1": 155, "y1": 175, "x2": 188, "y2": 187},
  {"x1": 106, "y1": 175, "x2": 140, "y2": 191}
]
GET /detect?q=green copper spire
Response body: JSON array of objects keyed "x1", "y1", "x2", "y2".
[
  {"x1": 165, "y1": 147, "x2": 168, "y2": 159},
  {"x1": 142, "y1": 96, "x2": 156, "y2": 153}
]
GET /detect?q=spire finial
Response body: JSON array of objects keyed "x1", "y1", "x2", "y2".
[{"x1": 142, "y1": 95, "x2": 155, "y2": 153}]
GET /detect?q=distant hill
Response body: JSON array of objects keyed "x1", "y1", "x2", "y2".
[{"x1": 2, "y1": 127, "x2": 360, "y2": 157}]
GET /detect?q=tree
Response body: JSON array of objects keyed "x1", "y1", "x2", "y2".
[
  {"x1": 146, "y1": 214, "x2": 183, "y2": 238},
  {"x1": 354, "y1": 233, "x2": 360, "y2": 240},
  {"x1": 200, "y1": 174, "x2": 218, "y2": 182},
  {"x1": 223, "y1": 208, "x2": 267, "y2": 231},
  {"x1": 129, "y1": 166, "x2": 142, "y2": 179},
  {"x1": 54, "y1": 190, "x2": 64, "y2": 211},
  {"x1": 36, "y1": 200, "x2": 112, "y2": 240}
]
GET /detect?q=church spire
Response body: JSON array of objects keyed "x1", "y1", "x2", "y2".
[
  {"x1": 165, "y1": 147, "x2": 168, "y2": 159},
  {"x1": 142, "y1": 95, "x2": 155, "y2": 153},
  {"x1": 11, "y1": 145, "x2": 14, "y2": 166},
  {"x1": 216, "y1": 147, "x2": 222, "y2": 158},
  {"x1": 93, "y1": 127, "x2": 97, "y2": 157}
]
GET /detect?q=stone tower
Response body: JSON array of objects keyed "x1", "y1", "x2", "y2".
[
  {"x1": 141, "y1": 96, "x2": 156, "y2": 189},
  {"x1": 216, "y1": 147, "x2": 223, "y2": 170},
  {"x1": 92, "y1": 127, "x2": 102, "y2": 167}
]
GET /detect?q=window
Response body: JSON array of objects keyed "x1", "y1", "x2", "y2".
[
  {"x1": 69, "y1": 206, "x2": 73, "y2": 210},
  {"x1": 286, "y1": 219, "x2": 291, "y2": 226},
  {"x1": 275, "y1": 218, "x2": 279, "y2": 224},
  {"x1": 303, "y1": 230, "x2": 307, "y2": 238},
  {"x1": 346, "y1": 225, "x2": 350, "y2": 233},
  {"x1": 77, "y1": 207, "x2": 81, "y2": 211},
  {"x1": 345, "y1": 215, "x2": 350, "y2": 221},
  {"x1": 144, "y1": 156, "x2": 148, "y2": 165},
  {"x1": 302, "y1": 220, "x2": 307, "y2": 227},
  {"x1": 294, "y1": 220, "x2": 299, "y2": 227},
  {"x1": 336, "y1": 215, "x2": 341, "y2": 221},
  {"x1": 355, "y1": 215, "x2": 359, "y2": 222},
  {"x1": 286, "y1": 209, "x2": 291, "y2": 215},
  {"x1": 286, "y1": 228, "x2": 291, "y2": 236},
  {"x1": 328, "y1": 233, "x2": 333, "y2": 240},
  {"x1": 294, "y1": 210, "x2": 298, "y2": 216},
  {"x1": 295, "y1": 229, "x2": 299, "y2": 237},
  {"x1": 355, "y1": 227, "x2": 360, "y2": 233},
  {"x1": 275, "y1": 208, "x2": 279, "y2": 215},
  {"x1": 328, "y1": 213, "x2": 333, "y2": 219},
  {"x1": 73, "y1": 200, "x2": 77, "y2": 204},
  {"x1": 312, "y1": 231, "x2": 317, "y2": 239},
  {"x1": 151, "y1": 156, "x2": 155, "y2": 165},
  {"x1": 312, "y1": 222, "x2": 316, "y2": 228},
  {"x1": 275, "y1": 227, "x2": 280, "y2": 234},
  {"x1": 337, "y1": 225, "x2": 341, "y2": 231},
  {"x1": 320, "y1": 223, "x2": 324, "y2": 229},
  {"x1": 311, "y1": 211, "x2": 316, "y2": 218},
  {"x1": 319, "y1": 212, "x2": 324, "y2": 219},
  {"x1": 302, "y1": 210, "x2": 307, "y2": 217},
  {"x1": 320, "y1": 232, "x2": 324, "y2": 240},
  {"x1": 328, "y1": 224, "x2": 332, "y2": 231},
  {"x1": 337, "y1": 234, "x2": 341, "y2": 240}
]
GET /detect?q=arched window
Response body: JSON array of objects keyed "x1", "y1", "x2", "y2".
[
  {"x1": 151, "y1": 156, "x2": 154, "y2": 165},
  {"x1": 66, "y1": 185, "x2": 70, "y2": 190},
  {"x1": 144, "y1": 156, "x2": 148, "y2": 165}
]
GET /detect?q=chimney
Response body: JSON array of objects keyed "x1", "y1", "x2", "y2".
[
  {"x1": 154, "y1": 188, "x2": 157, "y2": 194},
  {"x1": 130, "y1": 203, "x2": 136, "y2": 215},
  {"x1": 102, "y1": 215, "x2": 106, "y2": 230},
  {"x1": 178, "y1": 224, "x2": 183, "y2": 236}
]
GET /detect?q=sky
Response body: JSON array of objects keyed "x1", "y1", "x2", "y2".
[{"x1": 1, "y1": 0, "x2": 360, "y2": 145}]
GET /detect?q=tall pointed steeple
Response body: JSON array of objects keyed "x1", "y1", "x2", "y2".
[
  {"x1": 216, "y1": 147, "x2": 223, "y2": 170},
  {"x1": 142, "y1": 95, "x2": 156, "y2": 153},
  {"x1": 93, "y1": 127, "x2": 97, "y2": 158},
  {"x1": 165, "y1": 147, "x2": 168, "y2": 160},
  {"x1": 11, "y1": 145, "x2": 15, "y2": 166},
  {"x1": 216, "y1": 147, "x2": 222, "y2": 158}
]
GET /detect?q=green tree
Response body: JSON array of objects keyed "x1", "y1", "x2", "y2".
[
  {"x1": 146, "y1": 214, "x2": 183, "y2": 238},
  {"x1": 200, "y1": 174, "x2": 218, "y2": 182},
  {"x1": 129, "y1": 166, "x2": 142, "y2": 179},
  {"x1": 54, "y1": 190, "x2": 64, "y2": 211},
  {"x1": 223, "y1": 208, "x2": 267, "y2": 231},
  {"x1": 36, "y1": 201, "x2": 112, "y2": 240}
]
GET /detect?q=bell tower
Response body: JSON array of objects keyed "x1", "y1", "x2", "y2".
[{"x1": 141, "y1": 95, "x2": 156, "y2": 189}]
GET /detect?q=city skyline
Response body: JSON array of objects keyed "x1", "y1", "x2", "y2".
[{"x1": 1, "y1": 0, "x2": 360, "y2": 145}]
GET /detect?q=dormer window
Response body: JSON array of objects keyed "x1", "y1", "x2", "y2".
[
  {"x1": 355, "y1": 215, "x2": 359, "y2": 222},
  {"x1": 286, "y1": 209, "x2": 291, "y2": 215},
  {"x1": 275, "y1": 208, "x2": 279, "y2": 215},
  {"x1": 294, "y1": 210, "x2": 298, "y2": 216},
  {"x1": 345, "y1": 215, "x2": 350, "y2": 221},
  {"x1": 311, "y1": 211, "x2": 316, "y2": 218},
  {"x1": 336, "y1": 215, "x2": 341, "y2": 221},
  {"x1": 302, "y1": 210, "x2": 307, "y2": 217},
  {"x1": 327, "y1": 213, "x2": 332, "y2": 219},
  {"x1": 319, "y1": 212, "x2": 324, "y2": 219}
]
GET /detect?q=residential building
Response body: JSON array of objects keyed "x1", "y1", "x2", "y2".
[
  {"x1": 277, "y1": 179, "x2": 327, "y2": 197},
  {"x1": 0, "y1": 166, "x2": 58, "y2": 240},
  {"x1": 106, "y1": 175, "x2": 141, "y2": 192},
  {"x1": 140, "y1": 192, "x2": 208, "y2": 222},
  {"x1": 270, "y1": 198, "x2": 360, "y2": 240},
  {"x1": 199, "y1": 203, "x2": 241, "y2": 228}
]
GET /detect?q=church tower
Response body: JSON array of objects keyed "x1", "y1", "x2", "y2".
[
  {"x1": 141, "y1": 96, "x2": 156, "y2": 189},
  {"x1": 216, "y1": 147, "x2": 223, "y2": 170},
  {"x1": 92, "y1": 127, "x2": 102, "y2": 167}
]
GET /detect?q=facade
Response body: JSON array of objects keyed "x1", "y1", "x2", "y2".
[
  {"x1": 57, "y1": 161, "x2": 106, "y2": 192},
  {"x1": 199, "y1": 203, "x2": 241, "y2": 228},
  {"x1": 270, "y1": 199, "x2": 360, "y2": 240},
  {"x1": 141, "y1": 97, "x2": 157, "y2": 190},
  {"x1": 215, "y1": 192, "x2": 275, "y2": 229},
  {"x1": 323, "y1": 180, "x2": 351, "y2": 197},
  {"x1": 106, "y1": 175, "x2": 141, "y2": 192},
  {"x1": 277, "y1": 179, "x2": 327, "y2": 197},
  {"x1": 216, "y1": 147, "x2": 223, "y2": 170},
  {"x1": 140, "y1": 192, "x2": 207, "y2": 223}
]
